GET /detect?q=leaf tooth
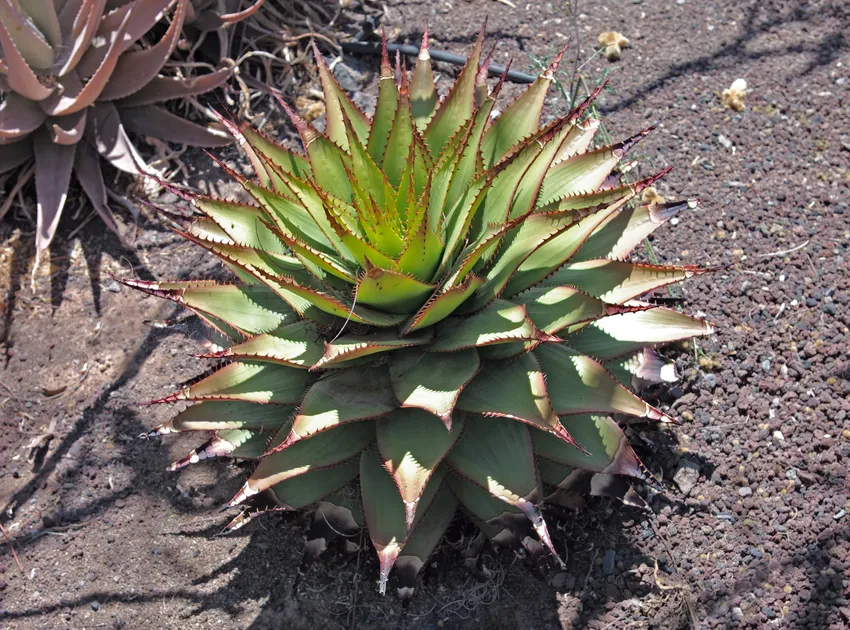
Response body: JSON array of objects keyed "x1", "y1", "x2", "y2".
[{"x1": 227, "y1": 480, "x2": 260, "y2": 507}]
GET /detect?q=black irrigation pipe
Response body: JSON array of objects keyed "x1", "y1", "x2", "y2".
[{"x1": 339, "y1": 41, "x2": 537, "y2": 84}]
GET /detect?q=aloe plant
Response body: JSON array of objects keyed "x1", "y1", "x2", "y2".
[
  {"x1": 128, "y1": 30, "x2": 713, "y2": 599},
  {"x1": 0, "y1": 0, "x2": 257, "y2": 249}
]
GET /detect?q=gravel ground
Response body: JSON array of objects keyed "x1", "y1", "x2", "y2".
[{"x1": 1, "y1": 0, "x2": 849, "y2": 628}]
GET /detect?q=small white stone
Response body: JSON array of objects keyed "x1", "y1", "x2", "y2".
[{"x1": 772, "y1": 430, "x2": 785, "y2": 442}]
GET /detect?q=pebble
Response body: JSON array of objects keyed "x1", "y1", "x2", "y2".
[
  {"x1": 732, "y1": 607, "x2": 743, "y2": 620},
  {"x1": 772, "y1": 430, "x2": 785, "y2": 443},
  {"x1": 717, "y1": 134, "x2": 733, "y2": 150},
  {"x1": 761, "y1": 359, "x2": 771, "y2": 372},
  {"x1": 834, "y1": 510, "x2": 846, "y2": 521},
  {"x1": 703, "y1": 373, "x2": 718, "y2": 390},
  {"x1": 738, "y1": 487, "x2": 753, "y2": 497},
  {"x1": 91, "y1": 601, "x2": 100, "y2": 612},
  {"x1": 673, "y1": 459, "x2": 701, "y2": 496},
  {"x1": 105, "y1": 281, "x2": 121, "y2": 293}
]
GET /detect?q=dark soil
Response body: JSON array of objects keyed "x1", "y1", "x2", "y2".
[{"x1": 2, "y1": 0, "x2": 849, "y2": 628}]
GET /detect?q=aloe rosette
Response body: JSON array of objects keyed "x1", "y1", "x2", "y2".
[
  {"x1": 0, "y1": 0, "x2": 260, "y2": 249},
  {"x1": 128, "y1": 30, "x2": 713, "y2": 599}
]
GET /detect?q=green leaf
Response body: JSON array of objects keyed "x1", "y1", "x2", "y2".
[
  {"x1": 239, "y1": 123, "x2": 312, "y2": 182},
  {"x1": 149, "y1": 361, "x2": 311, "y2": 406},
  {"x1": 278, "y1": 98, "x2": 353, "y2": 202},
  {"x1": 531, "y1": 415, "x2": 642, "y2": 477},
  {"x1": 550, "y1": 118, "x2": 600, "y2": 166},
  {"x1": 394, "y1": 480, "x2": 457, "y2": 601},
  {"x1": 538, "y1": 130, "x2": 651, "y2": 207},
  {"x1": 356, "y1": 262, "x2": 436, "y2": 314},
  {"x1": 194, "y1": 197, "x2": 286, "y2": 254},
  {"x1": 501, "y1": 198, "x2": 629, "y2": 298},
  {"x1": 544, "y1": 259, "x2": 708, "y2": 304},
  {"x1": 267, "y1": 457, "x2": 360, "y2": 510},
  {"x1": 431, "y1": 299, "x2": 543, "y2": 351},
  {"x1": 566, "y1": 307, "x2": 714, "y2": 360},
  {"x1": 480, "y1": 49, "x2": 563, "y2": 168},
  {"x1": 271, "y1": 228, "x2": 358, "y2": 284},
  {"x1": 242, "y1": 181, "x2": 336, "y2": 256},
  {"x1": 514, "y1": 285, "x2": 644, "y2": 335},
  {"x1": 389, "y1": 348, "x2": 480, "y2": 426},
  {"x1": 410, "y1": 29, "x2": 438, "y2": 130},
  {"x1": 314, "y1": 329, "x2": 434, "y2": 370},
  {"x1": 203, "y1": 321, "x2": 325, "y2": 369},
  {"x1": 536, "y1": 180, "x2": 633, "y2": 213},
  {"x1": 367, "y1": 41, "x2": 398, "y2": 163},
  {"x1": 284, "y1": 367, "x2": 396, "y2": 445},
  {"x1": 403, "y1": 275, "x2": 484, "y2": 334},
  {"x1": 395, "y1": 210, "x2": 443, "y2": 283},
  {"x1": 360, "y1": 446, "x2": 407, "y2": 594},
  {"x1": 120, "y1": 280, "x2": 296, "y2": 339},
  {"x1": 383, "y1": 77, "x2": 415, "y2": 187},
  {"x1": 446, "y1": 414, "x2": 562, "y2": 564},
  {"x1": 312, "y1": 41, "x2": 370, "y2": 150},
  {"x1": 377, "y1": 409, "x2": 463, "y2": 529},
  {"x1": 422, "y1": 26, "x2": 483, "y2": 157},
  {"x1": 456, "y1": 352, "x2": 575, "y2": 444},
  {"x1": 465, "y1": 211, "x2": 582, "y2": 312},
  {"x1": 534, "y1": 344, "x2": 671, "y2": 421},
  {"x1": 255, "y1": 270, "x2": 406, "y2": 328},
  {"x1": 162, "y1": 401, "x2": 293, "y2": 434},
  {"x1": 574, "y1": 200, "x2": 697, "y2": 262},
  {"x1": 230, "y1": 420, "x2": 373, "y2": 504}
]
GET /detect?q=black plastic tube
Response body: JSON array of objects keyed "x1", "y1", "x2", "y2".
[{"x1": 340, "y1": 41, "x2": 537, "y2": 84}]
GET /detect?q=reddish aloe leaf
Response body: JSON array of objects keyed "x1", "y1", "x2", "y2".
[
  {"x1": 84, "y1": 102, "x2": 148, "y2": 174},
  {"x1": 0, "y1": 93, "x2": 46, "y2": 141},
  {"x1": 0, "y1": 12, "x2": 54, "y2": 99},
  {"x1": 47, "y1": 110, "x2": 87, "y2": 145},
  {"x1": 115, "y1": 66, "x2": 232, "y2": 107},
  {"x1": 74, "y1": 140, "x2": 120, "y2": 234},
  {"x1": 98, "y1": 0, "x2": 187, "y2": 101},
  {"x1": 57, "y1": 0, "x2": 105, "y2": 76},
  {"x1": 0, "y1": 0, "x2": 55, "y2": 69},
  {"x1": 33, "y1": 128, "x2": 75, "y2": 250},
  {"x1": 45, "y1": 10, "x2": 132, "y2": 115},
  {"x1": 0, "y1": 139, "x2": 34, "y2": 175},
  {"x1": 189, "y1": 0, "x2": 262, "y2": 29},
  {"x1": 119, "y1": 105, "x2": 230, "y2": 147}
]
